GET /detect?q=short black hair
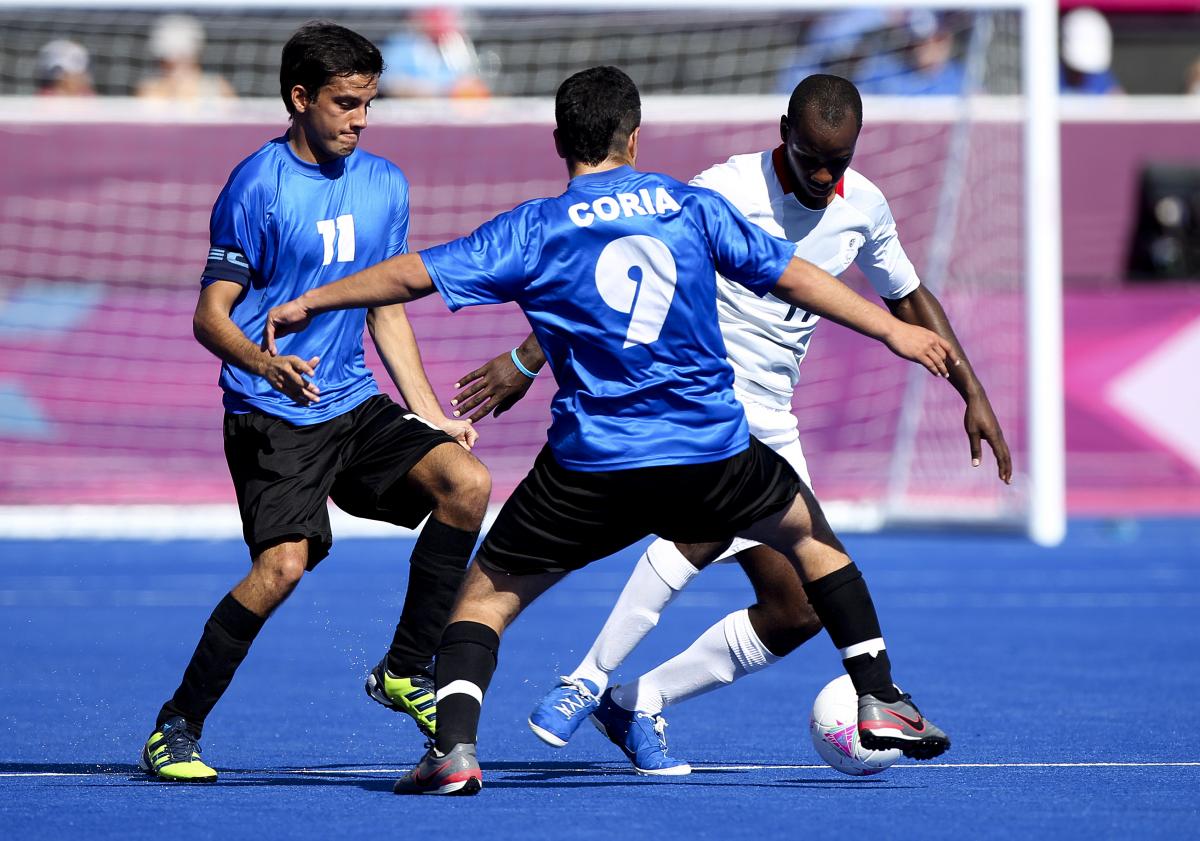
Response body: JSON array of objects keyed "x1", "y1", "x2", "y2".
[
  {"x1": 555, "y1": 66, "x2": 641, "y2": 166},
  {"x1": 787, "y1": 74, "x2": 863, "y2": 130},
  {"x1": 279, "y1": 21, "x2": 383, "y2": 115}
]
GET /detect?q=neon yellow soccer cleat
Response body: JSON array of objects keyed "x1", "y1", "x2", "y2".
[
  {"x1": 365, "y1": 659, "x2": 437, "y2": 737},
  {"x1": 140, "y1": 717, "x2": 218, "y2": 782}
]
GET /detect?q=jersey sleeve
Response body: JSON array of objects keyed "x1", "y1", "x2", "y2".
[
  {"x1": 855, "y1": 192, "x2": 920, "y2": 299},
  {"x1": 386, "y1": 165, "x2": 411, "y2": 258},
  {"x1": 696, "y1": 189, "x2": 794, "y2": 296},
  {"x1": 420, "y1": 207, "x2": 535, "y2": 311},
  {"x1": 201, "y1": 179, "x2": 267, "y2": 288}
]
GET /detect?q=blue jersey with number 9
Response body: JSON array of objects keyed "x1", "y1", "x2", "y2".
[{"x1": 422, "y1": 165, "x2": 796, "y2": 471}]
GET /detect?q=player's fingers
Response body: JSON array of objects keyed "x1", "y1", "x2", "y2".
[
  {"x1": 452, "y1": 392, "x2": 489, "y2": 419},
  {"x1": 969, "y1": 428, "x2": 982, "y2": 468},
  {"x1": 264, "y1": 320, "x2": 278, "y2": 355},
  {"x1": 451, "y1": 379, "x2": 486, "y2": 408},
  {"x1": 992, "y1": 437, "x2": 1013, "y2": 484},
  {"x1": 924, "y1": 349, "x2": 947, "y2": 378},
  {"x1": 454, "y1": 367, "x2": 486, "y2": 391},
  {"x1": 465, "y1": 425, "x2": 479, "y2": 448}
]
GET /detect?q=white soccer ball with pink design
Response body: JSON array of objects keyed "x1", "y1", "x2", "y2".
[{"x1": 809, "y1": 675, "x2": 902, "y2": 776}]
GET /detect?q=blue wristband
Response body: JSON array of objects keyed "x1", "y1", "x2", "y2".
[{"x1": 511, "y1": 348, "x2": 538, "y2": 379}]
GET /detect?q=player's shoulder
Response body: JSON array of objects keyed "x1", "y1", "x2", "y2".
[
  {"x1": 690, "y1": 151, "x2": 769, "y2": 194},
  {"x1": 350, "y1": 147, "x2": 409, "y2": 188},
  {"x1": 220, "y1": 137, "x2": 286, "y2": 207},
  {"x1": 839, "y1": 168, "x2": 891, "y2": 218}
]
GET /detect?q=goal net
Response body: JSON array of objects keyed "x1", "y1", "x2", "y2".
[{"x1": 0, "y1": 1, "x2": 1062, "y2": 543}]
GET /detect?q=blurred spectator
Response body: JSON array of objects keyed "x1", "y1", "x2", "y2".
[
  {"x1": 1060, "y1": 7, "x2": 1121, "y2": 95},
  {"x1": 136, "y1": 14, "x2": 236, "y2": 100},
  {"x1": 380, "y1": 7, "x2": 490, "y2": 98},
  {"x1": 36, "y1": 39, "x2": 94, "y2": 96},
  {"x1": 1185, "y1": 57, "x2": 1200, "y2": 95},
  {"x1": 854, "y1": 11, "x2": 966, "y2": 96},
  {"x1": 774, "y1": 9, "x2": 895, "y2": 93}
]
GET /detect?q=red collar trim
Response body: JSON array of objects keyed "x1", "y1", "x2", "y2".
[{"x1": 771, "y1": 144, "x2": 844, "y2": 199}]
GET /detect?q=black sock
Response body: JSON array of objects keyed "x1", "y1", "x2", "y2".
[
  {"x1": 803, "y1": 563, "x2": 899, "y2": 701},
  {"x1": 386, "y1": 519, "x2": 478, "y2": 677},
  {"x1": 433, "y1": 621, "x2": 499, "y2": 754},
  {"x1": 157, "y1": 592, "x2": 266, "y2": 739}
]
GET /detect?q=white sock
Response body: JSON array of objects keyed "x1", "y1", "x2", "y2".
[
  {"x1": 611, "y1": 608, "x2": 779, "y2": 716},
  {"x1": 569, "y1": 540, "x2": 700, "y2": 694}
]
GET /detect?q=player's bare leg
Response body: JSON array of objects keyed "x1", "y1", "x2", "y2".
[{"x1": 737, "y1": 487, "x2": 950, "y2": 760}]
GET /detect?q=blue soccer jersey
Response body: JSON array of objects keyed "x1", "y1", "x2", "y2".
[
  {"x1": 422, "y1": 165, "x2": 795, "y2": 470},
  {"x1": 201, "y1": 136, "x2": 410, "y2": 424}
]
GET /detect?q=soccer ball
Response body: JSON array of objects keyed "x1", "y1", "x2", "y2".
[{"x1": 809, "y1": 675, "x2": 901, "y2": 776}]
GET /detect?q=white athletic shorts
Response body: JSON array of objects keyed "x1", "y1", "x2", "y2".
[{"x1": 718, "y1": 394, "x2": 812, "y2": 561}]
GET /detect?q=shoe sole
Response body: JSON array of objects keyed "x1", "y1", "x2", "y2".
[
  {"x1": 138, "y1": 751, "x2": 217, "y2": 783},
  {"x1": 859, "y1": 731, "x2": 950, "y2": 761},
  {"x1": 365, "y1": 674, "x2": 435, "y2": 738},
  {"x1": 528, "y1": 719, "x2": 570, "y2": 748},
  {"x1": 634, "y1": 763, "x2": 692, "y2": 776},
  {"x1": 394, "y1": 776, "x2": 482, "y2": 796}
]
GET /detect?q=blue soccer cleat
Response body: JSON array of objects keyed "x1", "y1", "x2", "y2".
[
  {"x1": 591, "y1": 688, "x2": 691, "y2": 776},
  {"x1": 528, "y1": 675, "x2": 602, "y2": 748}
]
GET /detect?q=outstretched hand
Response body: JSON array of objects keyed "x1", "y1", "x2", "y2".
[
  {"x1": 451, "y1": 351, "x2": 535, "y2": 423},
  {"x1": 885, "y1": 323, "x2": 957, "y2": 378},
  {"x1": 965, "y1": 396, "x2": 1013, "y2": 484},
  {"x1": 263, "y1": 299, "x2": 313, "y2": 356}
]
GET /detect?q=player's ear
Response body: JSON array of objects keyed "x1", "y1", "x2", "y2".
[
  {"x1": 779, "y1": 114, "x2": 789, "y2": 144},
  {"x1": 627, "y1": 126, "x2": 640, "y2": 164},
  {"x1": 290, "y1": 84, "x2": 310, "y2": 114},
  {"x1": 552, "y1": 128, "x2": 566, "y2": 160}
]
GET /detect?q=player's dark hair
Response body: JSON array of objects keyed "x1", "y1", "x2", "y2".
[
  {"x1": 787, "y1": 74, "x2": 863, "y2": 130},
  {"x1": 279, "y1": 21, "x2": 383, "y2": 116},
  {"x1": 555, "y1": 66, "x2": 641, "y2": 166}
]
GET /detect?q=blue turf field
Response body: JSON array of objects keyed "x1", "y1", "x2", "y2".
[{"x1": 2, "y1": 519, "x2": 1198, "y2": 840}]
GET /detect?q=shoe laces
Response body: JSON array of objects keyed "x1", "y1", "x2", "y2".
[
  {"x1": 161, "y1": 724, "x2": 200, "y2": 763},
  {"x1": 553, "y1": 675, "x2": 598, "y2": 714},
  {"x1": 635, "y1": 712, "x2": 671, "y2": 752}
]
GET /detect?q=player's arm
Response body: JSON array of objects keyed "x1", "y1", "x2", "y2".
[
  {"x1": 194, "y1": 280, "x2": 320, "y2": 405},
  {"x1": 451, "y1": 332, "x2": 545, "y2": 423},
  {"x1": 886, "y1": 286, "x2": 1012, "y2": 483},
  {"x1": 772, "y1": 257, "x2": 956, "y2": 378},
  {"x1": 367, "y1": 303, "x2": 478, "y2": 450},
  {"x1": 264, "y1": 252, "x2": 434, "y2": 353}
]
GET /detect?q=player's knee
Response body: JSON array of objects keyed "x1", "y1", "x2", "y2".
[
  {"x1": 259, "y1": 551, "x2": 306, "y2": 593},
  {"x1": 433, "y1": 460, "x2": 491, "y2": 522}
]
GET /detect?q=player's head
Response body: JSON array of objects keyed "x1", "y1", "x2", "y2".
[
  {"x1": 553, "y1": 66, "x2": 641, "y2": 167},
  {"x1": 780, "y1": 75, "x2": 862, "y2": 206},
  {"x1": 280, "y1": 21, "x2": 382, "y2": 161}
]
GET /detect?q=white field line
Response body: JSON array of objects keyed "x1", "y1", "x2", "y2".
[{"x1": 4, "y1": 761, "x2": 1200, "y2": 778}]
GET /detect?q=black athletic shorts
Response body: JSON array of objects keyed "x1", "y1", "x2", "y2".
[
  {"x1": 476, "y1": 436, "x2": 801, "y2": 576},
  {"x1": 224, "y1": 394, "x2": 456, "y2": 567}
]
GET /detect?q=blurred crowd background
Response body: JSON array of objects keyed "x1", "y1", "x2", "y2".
[{"x1": 5, "y1": 4, "x2": 1199, "y2": 100}]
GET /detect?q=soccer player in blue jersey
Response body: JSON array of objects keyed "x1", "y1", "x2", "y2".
[
  {"x1": 266, "y1": 66, "x2": 955, "y2": 796},
  {"x1": 138, "y1": 22, "x2": 491, "y2": 783}
]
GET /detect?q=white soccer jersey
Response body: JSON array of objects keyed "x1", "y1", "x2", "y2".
[{"x1": 691, "y1": 147, "x2": 921, "y2": 410}]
